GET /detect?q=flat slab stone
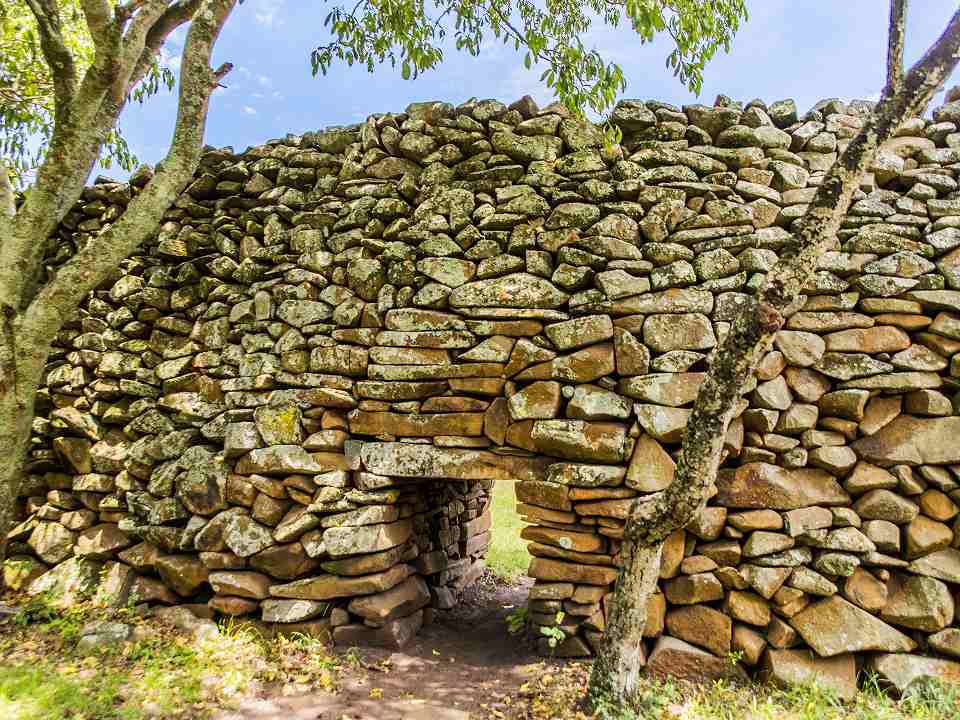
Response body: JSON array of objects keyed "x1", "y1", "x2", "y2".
[
  {"x1": 270, "y1": 563, "x2": 411, "y2": 600},
  {"x1": 716, "y1": 463, "x2": 850, "y2": 510},
  {"x1": 448, "y1": 273, "x2": 569, "y2": 309},
  {"x1": 360, "y1": 442, "x2": 549, "y2": 482},
  {"x1": 852, "y1": 416, "x2": 960, "y2": 466}
]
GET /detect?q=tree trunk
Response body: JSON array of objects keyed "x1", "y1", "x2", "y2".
[
  {"x1": 0, "y1": 328, "x2": 46, "y2": 586},
  {"x1": 585, "y1": 7, "x2": 960, "y2": 709},
  {"x1": 585, "y1": 540, "x2": 661, "y2": 707}
]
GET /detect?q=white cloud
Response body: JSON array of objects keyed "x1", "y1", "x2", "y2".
[
  {"x1": 159, "y1": 47, "x2": 182, "y2": 73},
  {"x1": 243, "y1": 105, "x2": 258, "y2": 115},
  {"x1": 253, "y1": 0, "x2": 285, "y2": 28}
]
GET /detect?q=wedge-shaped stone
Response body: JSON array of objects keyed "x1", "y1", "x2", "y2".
[
  {"x1": 449, "y1": 273, "x2": 569, "y2": 308},
  {"x1": 790, "y1": 596, "x2": 916, "y2": 657},
  {"x1": 625, "y1": 434, "x2": 675, "y2": 492},
  {"x1": 634, "y1": 404, "x2": 691, "y2": 443},
  {"x1": 908, "y1": 548, "x2": 960, "y2": 584},
  {"x1": 716, "y1": 463, "x2": 850, "y2": 510},
  {"x1": 360, "y1": 442, "x2": 549, "y2": 482},
  {"x1": 347, "y1": 575, "x2": 430, "y2": 622},
  {"x1": 270, "y1": 563, "x2": 411, "y2": 600}
]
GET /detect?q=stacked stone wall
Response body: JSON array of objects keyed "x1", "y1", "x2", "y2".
[{"x1": 7, "y1": 92, "x2": 960, "y2": 690}]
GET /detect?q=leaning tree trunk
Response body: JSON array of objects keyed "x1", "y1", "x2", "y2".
[{"x1": 585, "y1": 5, "x2": 960, "y2": 708}]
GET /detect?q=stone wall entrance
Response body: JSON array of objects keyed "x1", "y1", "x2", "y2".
[{"x1": 10, "y1": 93, "x2": 960, "y2": 684}]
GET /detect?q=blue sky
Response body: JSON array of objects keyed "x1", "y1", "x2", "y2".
[{"x1": 114, "y1": 0, "x2": 960, "y2": 175}]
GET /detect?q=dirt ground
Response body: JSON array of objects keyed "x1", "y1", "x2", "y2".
[{"x1": 215, "y1": 574, "x2": 579, "y2": 720}]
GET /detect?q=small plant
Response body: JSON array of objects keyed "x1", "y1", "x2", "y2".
[
  {"x1": 505, "y1": 606, "x2": 529, "y2": 635},
  {"x1": 726, "y1": 649, "x2": 744, "y2": 667},
  {"x1": 539, "y1": 611, "x2": 566, "y2": 650}
]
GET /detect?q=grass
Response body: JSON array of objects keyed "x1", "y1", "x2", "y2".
[
  {"x1": 487, "y1": 479, "x2": 530, "y2": 583},
  {"x1": 522, "y1": 663, "x2": 960, "y2": 720},
  {"x1": 0, "y1": 594, "x2": 340, "y2": 720}
]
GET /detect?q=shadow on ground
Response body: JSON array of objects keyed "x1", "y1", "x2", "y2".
[{"x1": 215, "y1": 574, "x2": 560, "y2": 720}]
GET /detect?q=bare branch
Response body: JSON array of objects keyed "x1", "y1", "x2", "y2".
[
  {"x1": 885, "y1": 0, "x2": 908, "y2": 95},
  {"x1": 127, "y1": 0, "x2": 205, "y2": 95},
  {"x1": 22, "y1": 0, "x2": 77, "y2": 126},
  {"x1": 22, "y1": 0, "x2": 238, "y2": 344}
]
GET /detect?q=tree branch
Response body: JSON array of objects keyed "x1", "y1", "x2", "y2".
[
  {"x1": 885, "y1": 0, "x2": 908, "y2": 96},
  {"x1": 633, "y1": 5, "x2": 960, "y2": 548},
  {"x1": 22, "y1": 0, "x2": 77, "y2": 127},
  {"x1": 22, "y1": 0, "x2": 237, "y2": 346},
  {"x1": 79, "y1": 0, "x2": 114, "y2": 44},
  {"x1": 0, "y1": 161, "x2": 14, "y2": 220}
]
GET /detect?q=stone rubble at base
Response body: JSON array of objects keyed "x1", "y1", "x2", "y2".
[{"x1": 7, "y1": 93, "x2": 960, "y2": 693}]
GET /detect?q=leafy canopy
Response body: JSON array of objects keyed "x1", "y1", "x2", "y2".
[
  {"x1": 0, "y1": 0, "x2": 174, "y2": 185},
  {"x1": 312, "y1": 0, "x2": 748, "y2": 116}
]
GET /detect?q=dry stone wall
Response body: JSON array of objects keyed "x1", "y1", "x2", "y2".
[{"x1": 8, "y1": 92, "x2": 960, "y2": 690}]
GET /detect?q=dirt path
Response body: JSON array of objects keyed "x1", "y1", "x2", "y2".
[{"x1": 215, "y1": 574, "x2": 561, "y2": 720}]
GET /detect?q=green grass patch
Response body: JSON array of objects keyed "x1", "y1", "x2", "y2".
[
  {"x1": 0, "y1": 663, "x2": 122, "y2": 720},
  {"x1": 487, "y1": 479, "x2": 530, "y2": 582}
]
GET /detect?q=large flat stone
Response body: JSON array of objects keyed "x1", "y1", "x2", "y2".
[
  {"x1": 360, "y1": 442, "x2": 549, "y2": 482},
  {"x1": 716, "y1": 463, "x2": 850, "y2": 509},
  {"x1": 852, "y1": 416, "x2": 960, "y2": 466},
  {"x1": 270, "y1": 563, "x2": 411, "y2": 600}
]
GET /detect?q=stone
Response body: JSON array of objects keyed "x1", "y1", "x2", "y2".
[
  {"x1": 271, "y1": 564, "x2": 411, "y2": 600},
  {"x1": 852, "y1": 416, "x2": 960, "y2": 466},
  {"x1": 760, "y1": 650, "x2": 857, "y2": 701},
  {"x1": 223, "y1": 515, "x2": 276, "y2": 557},
  {"x1": 625, "y1": 434, "x2": 675, "y2": 492},
  {"x1": 881, "y1": 574, "x2": 954, "y2": 632},
  {"x1": 360, "y1": 442, "x2": 549, "y2": 482},
  {"x1": 716, "y1": 463, "x2": 850, "y2": 509},
  {"x1": 643, "y1": 636, "x2": 747, "y2": 683},
  {"x1": 665, "y1": 605, "x2": 732, "y2": 657},
  {"x1": 347, "y1": 575, "x2": 430, "y2": 622},
  {"x1": 644, "y1": 313, "x2": 716, "y2": 352},
  {"x1": 324, "y1": 519, "x2": 413, "y2": 557},
  {"x1": 333, "y1": 610, "x2": 424, "y2": 649},
  {"x1": 789, "y1": 596, "x2": 916, "y2": 656},
  {"x1": 449, "y1": 273, "x2": 569, "y2": 308},
  {"x1": 208, "y1": 571, "x2": 273, "y2": 600},
  {"x1": 261, "y1": 599, "x2": 330, "y2": 623},
  {"x1": 619, "y1": 373, "x2": 704, "y2": 407},
  {"x1": 866, "y1": 654, "x2": 960, "y2": 694},
  {"x1": 508, "y1": 381, "x2": 562, "y2": 420},
  {"x1": 156, "y1": 555, "x2": 209, "y2": 597},
  {"x1": 530, "y1": 420, "x2": 628, "y2": 462}
]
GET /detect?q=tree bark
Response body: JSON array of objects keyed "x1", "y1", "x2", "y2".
[{"x1": 586, "y1": 5, "x2": 960, "y2": 709}]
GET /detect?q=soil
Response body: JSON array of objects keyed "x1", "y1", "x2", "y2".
[{"x1": 215, "y1": 573, "x2": 572, "y2": 720}]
